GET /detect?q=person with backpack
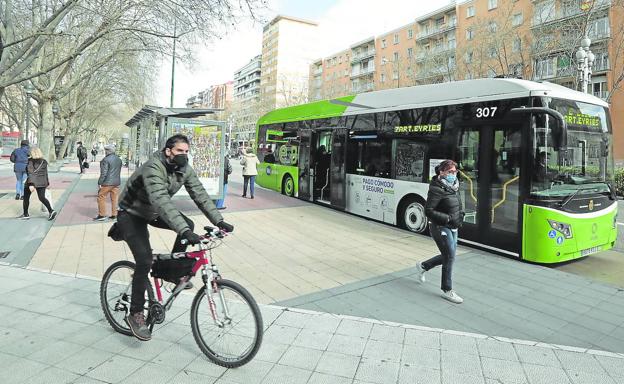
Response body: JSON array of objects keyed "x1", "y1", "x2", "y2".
[
  {"x1": 76, "y1": 141, "x2": 88, "y2": 174},
  {"x1": 215, "y1": 154, "x2": 232, "y2": 209},
  {"x1": 91, "y1": 146, "x2": 98, "y2": 162},
  {"x1": 10, "y1": 140, "x2": 30, "y2": 200}
]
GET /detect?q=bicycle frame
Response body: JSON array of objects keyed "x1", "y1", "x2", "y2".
[{"x1": 150, "y1": 230, "x2": 231, "y2": 328}]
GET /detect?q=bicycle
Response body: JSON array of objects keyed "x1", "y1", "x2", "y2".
[{"x1": 100, "y1": 226, "x2": 263, "y2": 368}]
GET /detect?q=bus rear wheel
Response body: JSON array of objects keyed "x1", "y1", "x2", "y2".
[
  {"x1": 282, "y1": 175, "x2": 295, "y2": 197},
  {"x1": 398, "y1": 197, "x2": 428, "y2": 234}
]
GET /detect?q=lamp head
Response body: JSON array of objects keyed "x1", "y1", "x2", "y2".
[
  {"x1": 587, "y1": 51, "x2": 595, "y2": 65},
  {"x1": 581, "y1": 36, "x2": 591, "y2": 50},
  {"x1": 576, "y1": 47, "x2": 587, "y2": 61}
]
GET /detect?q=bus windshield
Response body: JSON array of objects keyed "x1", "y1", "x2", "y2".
[{"x1": 530, "y1": 98, "x2": 614, "y2": 200}]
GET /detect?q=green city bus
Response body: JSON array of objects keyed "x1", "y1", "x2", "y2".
[{"x1": 254, "y1": 79, "x2": 618, "y2": 263}]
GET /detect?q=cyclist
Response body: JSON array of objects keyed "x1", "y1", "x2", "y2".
[{"x1": 116, "y1": 134, "x2": 234, "y2": 341}]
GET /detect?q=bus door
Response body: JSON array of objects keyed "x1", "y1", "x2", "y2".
[
  {"x1": 297, "y1": 129, "x2": 314, "y2": 201},
  {"x1": 329, "y1": 128, "x2": 348, "y2": 210},
  {"x1": 458, "y1": 121, "x2": 525, "y2": 256}
]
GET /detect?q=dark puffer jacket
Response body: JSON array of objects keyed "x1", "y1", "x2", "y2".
[
  {"x1": 118, "y1": 151, "x2": 223, "y2": 234},
  {"x1": 26, "y1": 158, "x2": 50, "y2": 188},
  {"x1": 425, "y1": 176, "x2": 465, "y2": 229}
]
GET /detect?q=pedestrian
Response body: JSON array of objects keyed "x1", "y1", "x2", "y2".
[
  {"x1": 240, "y1": 147, "x2": 259, "y2": 199},
  {"x1": 9, "y1": 139, "x2": 30, "y2": 200},
  {"x1": 417, "y1": 159, "x2": 465, "y2": 304},
  {"x1": 91, "y1": 146, "x2": 98, "y2": 162},
  {"x1": 94, "y1": 144, "x2": 123, "y2": 221},
  {"x1": 19, "y1": 147, "x2": 57, "y2": 220},
  {"x1": 215, "y1": 154, "x2": 232, "y2": 209},
  {"x1": 76, "y1": 141, "x2": 88, "y2": 174}
]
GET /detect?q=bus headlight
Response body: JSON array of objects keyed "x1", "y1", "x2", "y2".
[{"x1": 548, "y1": 219, "x2": 573, "y2": 239}]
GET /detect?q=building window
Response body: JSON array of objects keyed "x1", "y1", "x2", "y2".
[
  {"x1": 488, "y1": 0, "x2": 497, "y2": 10},
  {"x1": 592, "y1": 81, "x2": 608, "y2": 99},
  {"x1": 465, "y1": 51, "x2": 473, "y2": 63},
  {"x1": 435, "y1": 17, "x2": 444, "y2": 27},
  {"x1": 382, "y1": 39, "x2": 387, "y2": 48},
  {"x1": 408, "y1": 29, "x2": 413, "y2": 39},
  {"x1": 381, "y1": 73, "x2": 386, "y2": 83},
  {"x1": 381, "y1": 56, "x2": 386, "y2": 65},
  {"x1": 450, "y1": 14, "x2": 457, "y2": 26},
  {"x1": 467, "y1": 5, "x2": 475, "y2": 18},
  {"x1": 488, "y1": 21, "x2": 497, "y2": 33},
  {"x1": 339, "y1": 56, "x2": 343, "y2": 63},
  {"x1": 487, "y1": 69, "x2": 496, "y2": 78},
  {"x1": 589, "y1": 17, "x2": 610, "y2": 39},
  {"x1": 448, "y1": 36, "x2": 456, "y2": 49},
  {"x1": 466, "y1": 29, "x2": 474, "y2": 40},
  {"x1": 489, "y1": 46, "x2": 497, "y2": 58},
  {"x1": 512, "y1": 37, "x2": 522, "y2": 52},
  {"x1": 536, "y1": 57, "x2": 555, "y2": 78},
  {"x1": 448, "y1": 55, "x2": 456, "y2": 67},
  {"x1": 512, "y1": 13, "x2": 523, "y2": 26},
  {"x1": 393, "y1": 33, "x2": 399, "y2": 44},
  {"x1": 407, "y1": 47, "x2": 414, "y2": 57},
  {"x1": 393, "y1": 52, "x2": 399, "y2": 61},
  {"x1": 534, "y1": 0, "x2": 555, "y2": 24}
]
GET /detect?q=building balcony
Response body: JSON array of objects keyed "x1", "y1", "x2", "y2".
[
  {"x1": 415, "y1": 46, "x2": 455, "y2": 62},
  {"x1": 351, "y1": 65, "x2": 376, "y2": 78},
  {"x1": 351, "y1": 49, "x2": 376, "y2": 63},
  {"x1": 416, "y1": 22, "x2": 457, "y2": 41},
  {"x1": 532, "y1": 0, "x2": 610, "y2": 28},
  {"x1": 352, "y1": 82, "x2": 374, "y2": 93},
  {"x1": 313, "y1": 67, "x2": 323, "y2": 76}
]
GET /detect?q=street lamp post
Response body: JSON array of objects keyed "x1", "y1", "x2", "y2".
[
  {"x1": 575, "y1": 35, "x2": 595, "y2": 94},
  {"x1": 23, "y1": 83, "x2": 34, "y2": 141}
]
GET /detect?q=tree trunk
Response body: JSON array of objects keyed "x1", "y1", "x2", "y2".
[
  {"x1": 38, "y1": 99, "x2": 54, "y2": 161},
  {"x1": 58, "y1": 128, "x2": 74, "y2": 161}
]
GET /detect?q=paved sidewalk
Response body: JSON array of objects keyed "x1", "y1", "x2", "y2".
[{"x1": 1, "y1": 265, "x2": 624, "y2": 384}]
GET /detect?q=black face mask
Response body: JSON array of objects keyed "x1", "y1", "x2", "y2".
[{"x1": 172, "y1": 154, "x2": 188, "y2": 167}]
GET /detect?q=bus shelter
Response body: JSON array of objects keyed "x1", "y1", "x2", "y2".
[{"x1": 125, "y1": 106, "x2": 226, "y2": 199}]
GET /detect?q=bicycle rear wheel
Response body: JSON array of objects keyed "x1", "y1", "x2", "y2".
[
  {"x1": 190, "y1": 279, "x2": 263, "y2": 368},
  {"x1": 100, "y1": 260, "x2": 136, "y2": 336}
]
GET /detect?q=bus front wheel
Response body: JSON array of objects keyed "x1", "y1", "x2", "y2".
[
  {"x1": 398, "y1": 197, "x2": 428, "y2": 234},
  {"x1": 282, "y1": 175, "x2": 295, "y2": 197}
]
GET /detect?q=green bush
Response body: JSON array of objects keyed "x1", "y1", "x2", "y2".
[{"x1": 616, "y1": 168, "x2": 624, "y2": 196}]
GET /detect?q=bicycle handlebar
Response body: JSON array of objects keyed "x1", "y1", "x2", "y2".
[{"x1": 180, "y1": 226, "x2": 227, "y2": 245}]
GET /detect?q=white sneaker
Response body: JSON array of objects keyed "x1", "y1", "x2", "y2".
[
  {"x1": 441, "y1": 290, "x2": 463, "y2": 304},
  {"x1": 417, "y1": 263, "x2": 426, "y2": 283}
]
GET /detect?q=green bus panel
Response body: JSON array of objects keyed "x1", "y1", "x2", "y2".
[
  {"x1": 522, "y1": 204, "x2": 617, "y2": 263},
  {"x1": 255, "y1": 163, "x2": 299, "y2": 195}
]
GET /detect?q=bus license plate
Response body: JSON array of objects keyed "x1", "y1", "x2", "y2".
[{"x1": 581, "y1": 246, "x2": 601, "y2": 257}]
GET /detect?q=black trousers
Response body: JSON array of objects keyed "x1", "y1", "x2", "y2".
[
  {"x1": 23, "y1": 186, "x2": 52, "y2": 215},
  {"x1": 116, "y1": 210, "x2": 194, "y2": 314}
]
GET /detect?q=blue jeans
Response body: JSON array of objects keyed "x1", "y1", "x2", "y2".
[
  {"x1": 422, "y1": 222, "x2": 458, "y2": 292},
  {"x1": 14, "y1": 171, "x2": 27, "y2": 196},
  {"x1": 243, "y1": 175, "x2": 255, "y2": 197},
  {"x1": 216, "y1": 183, "x2": 228, "y2": 208}
]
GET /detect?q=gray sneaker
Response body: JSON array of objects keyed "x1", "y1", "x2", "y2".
[
  {"x1": 417, "y1": 263, "x2": 426, "y2": 283},
  {"x1": 441, "y1": 290, "x2": 463, "y2": 304},
  {"x1": 126, "y1": 312, "x2": 151, "y2": 341}
]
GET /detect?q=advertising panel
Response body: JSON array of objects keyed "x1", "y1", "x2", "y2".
[{"x1": 1, "y1": 132, "x2": 20, "y2": 157}]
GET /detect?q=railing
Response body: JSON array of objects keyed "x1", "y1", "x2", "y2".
[
  {"x1": 593, "y1": 59, "x2": 610, "y2": 72},
  {"x1": 532, "y1": 0, "x2": 611, "y2": 27},
  {"x1": 351, "y1": 65, "x2": 376, "y2": 77},
  {"x1": 351, "y1": 49, "x2": 376, "y2": 62},
  {"x1": 415, "y1": 46, "x2": 454, "y2": 61},
  {"x1": 417, "y1": 21, "x2": 457, "y2": 40},
  {"x1": 352, "y1": 82, "x2": 375, "y2": 93},
  {"x1": 313, "y1": 68, "x2": 323, "y2": 76}
]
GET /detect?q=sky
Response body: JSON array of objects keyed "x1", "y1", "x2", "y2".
[{"x1": 156, "y1": 0, "x2": 453, "y2": 107}]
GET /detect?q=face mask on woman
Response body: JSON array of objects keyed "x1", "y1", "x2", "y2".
[{"x1": 444, "y1": 174, "x2": 457, "y2": 184}]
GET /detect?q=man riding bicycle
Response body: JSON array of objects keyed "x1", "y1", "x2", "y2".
[{"x1": 116, "y1": 134, "x2": 234, "y2": 341}]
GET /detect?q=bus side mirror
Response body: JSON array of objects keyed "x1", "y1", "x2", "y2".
[{"x1": 510, "y1": 107, "x2": 567, "y2": 151}]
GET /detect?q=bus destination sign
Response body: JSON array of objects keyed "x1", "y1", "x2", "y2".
[
  {"x1": 563, "y1": 111, "x2": 601, "y2": 127},
  {"x1": 394, "y1": 124, "x2": 441, "y2": 134}
]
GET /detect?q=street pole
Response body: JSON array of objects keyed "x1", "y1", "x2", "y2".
[
  {"x1": 170, "y1": 19, "x2": 177, "y2": 108},
  {"x1": 576, "y1": 35, "x2": 594, "y2": 94}
]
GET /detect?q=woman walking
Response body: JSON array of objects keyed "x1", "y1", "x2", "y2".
[
  {"x1": 240, "y1": 147, "x2": 260, "y2": 199},
  {"x1": 19, "y1": 147, "x2": 57, "y2": 220},
  {"x1": 418, "y1": 159, "x2": 465, "y2": 303}
]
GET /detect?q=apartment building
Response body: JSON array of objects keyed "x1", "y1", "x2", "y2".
[
  {"x1": 185, "y1": 82, "x2": 233, "y2": 110},
  {"x1": 233, "y1": 55, "x2": 263, "y2": 140},
  {"x1": 308, "y1": 0, "x2": 624, "y2": 162},
  {"x1": 376, "y1": 23, "x2": 418, "y2": 89},
  {"x1": 260, "y1": 15, "x2": 320, "y2": 112},
  {"x1": 308, "y1": 48, "x2": 351, "y2": 101}
]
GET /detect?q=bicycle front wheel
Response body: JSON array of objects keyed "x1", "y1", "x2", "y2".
[
  {"x1": 190, "y1": 279, "x2": 263, "y2": 368},
  {"x1": 100, "y1": 260, "x2": 135, "y2": 336}
]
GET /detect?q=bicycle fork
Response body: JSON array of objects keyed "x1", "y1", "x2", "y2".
[{"x1": 202, "y1": 265, "x2": 232, "y2": 328}]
